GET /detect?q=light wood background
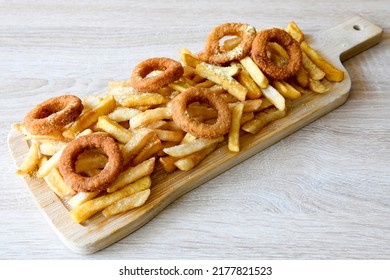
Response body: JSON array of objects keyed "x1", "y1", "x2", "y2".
[{"x1": 1, "y1": 0, "x2": 389, "y2": 259}]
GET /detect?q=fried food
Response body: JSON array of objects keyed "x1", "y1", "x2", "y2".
[
  {"x1": 199, "y1": 22, "x2": 256, "y2": 64},
  {"x1": 172, "y1": 87, "x2": 231, "y2": 139},
  {"x1": 130, "y1": 57, "x2": 184, "y2": 92},
  {"x1": 24, "y1": 95, "x2": 83, "y2": 135},
  {"x1": 252, "y1": 28, "x2": 302, "y2": 80},
  {"x1": 59, "y1": 134, "x2": 123, "y2": 192}
]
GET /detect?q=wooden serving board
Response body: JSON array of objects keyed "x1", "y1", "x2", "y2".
[{"x1": 8, "y1": 16, "x2": 382, "y2": 254}]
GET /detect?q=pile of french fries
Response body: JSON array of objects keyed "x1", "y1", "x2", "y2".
[{"x1": 14, "y1": 22, "x2": 343, "y2": 224}]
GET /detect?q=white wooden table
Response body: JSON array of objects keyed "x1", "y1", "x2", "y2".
[{"x1": 1, "y1": 0, "x2": 389, "y2": 259}]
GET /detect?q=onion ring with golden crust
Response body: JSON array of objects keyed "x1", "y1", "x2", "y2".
[
  {"x1": 199, "y1": 23, "x2": 256, "y2": 65},
  {"x1": 251, "y1": 28, "x2": 302, "y2": 80},
  {"x1": 59, "y1": 134, "x2": 123, "y2": 192},
  {"x1": 24, "y1": 95, "x2": 83, "y2": 135},
  {"x1": 130, "y1": 57, "x2": 184, "y2": 92},
  {"x1": 172, "y1": 87, "x2": 231, "y2": 139}
]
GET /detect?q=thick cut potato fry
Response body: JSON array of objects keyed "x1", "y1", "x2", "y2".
[
  {"x1": 36, "y1": 148, "x2": 63, "y2": 178},
  {"x1": 235, "y1": 65, "x2": 262, "y2": 99},
  {"x1": 75, "y1": 153, "x2": 108, "y2": 173},
  {"x1": 296, "y1": 67, "x2": 309, "y2": 88},
  {"x1": 121, "y1": 129, "x2": 156, "y2": 165},
  {"x1": 102, "y1": 189, "x2": 151, "y2": 217},
  {"x1": 309, "y1": 78, "x2": 330, "y2": 93},
  {"x1": 39, "y1": 140, "x2": 67, "y2": 156},
  {"x1": 239, "y1": 56, "x2": 269, "y2": 88},
  {"x1": 174, "y1": 143, "x2": 217, "y2": 171},
  {"x1": 179, "y1": 48, "x2": 202, "y2": 68},
  {"x1": 108, "y1": 107, "x2": 141, "y2": 122},
  {"x1": 116, "y1": 92, "x2": 169, "y2": 107},
  {"x1": 107, "y1": 157, "x2": 155, "y2": 193},
  {"x1": 302, "y1": 52, "x2": 326, "y2": 80},
  {"x1": 96, "y1": 116, "x2": 133, "y2": 144},
  {"x1": 300, "y1": 41, "x2": 344, "y2": 82},
  {"x1": 242, "y1": 108, "x2": 287, "y2": 134},
  {"x1": 261, "y1": 85, "x2": 286, "y2": 111},
  {"x1": 42, "y1": 159, "x2": 74, "y2": 199},
  {"x1": 67, "y1": 191, "x2": 100, "y2": 209},
  {"x1": 228, "y1": 103, "x2": 244, "y2": 152},
  {"x1": 222, "y1": 36, "x2": 242, "y2": 51},
  {"x1": 159, "y1": 156, "x2": 178, "y2": 173},
  {"x1": 163, "y1": 136, "x2": 224, "y2": 158},
  {"x1": 131, "y1": 136, "x2": 162, "y2": 166},
  {"x1": 168, "y1": 80, "x2": 193, "y2": 92},
  {"x1": 240, "y1": 112, "x2": 255, "y2": 125},
  {"x1": 194, "y1": 79, "x2": 215, "y2": 88},
  {"x1": 130, "y1": 107, "x2": 172, "y2": 128},
  {"x1": 17, "y1": 140, "x2": 40, "y2": 175},
  {"x1": 154, "y1": 129, "x2": 185, "y2": 142},
  {"x1": 180, "y1": 132, "x2": 197, "y2": 144},
  {"x1": 70, "y1": 176, "x2": 151, "y2": 223},
  {"x1": 272, "y1": 81, "x2": 302, "y2": 100},
  {"x1": 195, "y1": 62, "x2": 247, "y2": 102},
  {"x1": 63, "y1": 95, "x2": 116, "y2": 138},
  {"x1": 286, "y1": 21, "x2": 304, "y2": 43}
]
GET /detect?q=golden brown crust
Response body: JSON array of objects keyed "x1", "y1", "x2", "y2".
[
  {"x1": 172, "y1": 87, "x2": 231, "y2": 139},
  {"x1": 59, "y1": 134, "x2": 123, "y2": 192},
  {"x1": 199, "y1": 23, "x2": 256, "y2": 65},
  {"x1": 251, "y1": 28, "x2": 302, "y2": 80},
  {"x1": 130, "y1": 57, "x2": 184, "y2": 92},
  {"x1": 24, "y1": 95, "x2": 83, "y2": 135}
]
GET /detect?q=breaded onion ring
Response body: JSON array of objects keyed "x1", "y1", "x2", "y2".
[
  {"x1": 172, "y1": 87, "x2": 231, "y2": 139},
  {"x1": 59, "y1": 134, "x2": 123, "y2": 192},
  {"x1": 199, "y1": 23, "x2": 256, "y2": 65},
  {"x1": 24, "y1": 95, "x2": 83, "y2": 135},
  {"x1": 130, "y1": 57, "x2": 184, "y2": 92},
  {"x1": 251, "y1": 28, "x2": 302, "y2": 80}
]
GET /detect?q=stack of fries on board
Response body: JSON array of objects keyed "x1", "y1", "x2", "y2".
[{"x1": 13, "y1": 21, "x2": 344, "y2": 224}]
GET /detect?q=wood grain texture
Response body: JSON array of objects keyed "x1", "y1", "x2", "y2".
[{"x1": 1, "y1": 0, "x2": 389, "y2": 259}]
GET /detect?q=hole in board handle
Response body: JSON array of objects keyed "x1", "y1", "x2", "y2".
[{"x1": 353, "y1": 25, "x2": 361, "y2": 31}]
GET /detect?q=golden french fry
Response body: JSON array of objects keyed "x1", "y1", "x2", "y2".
[
  {"x1": 240, "y1": 112, "x2": 255, "y2": 125},
  {"x1": 309, "y1": 78, "x2": 330, "y2": 93},
  {"x1": 261, "y1": 85, "x2": 286, "y2": 111},
  {"x1": 228, "y1": 103, "x2": 244, "y2": 152},
  {"x1": 163, "y1": 136, "x2": 224, "y2": 158},
  {"x1": 180, "y1": 132, "x2": 197, "y2": 144},
  {"x1": 187, "y1": 105, "x2": 217, "y2": 120},
  {"x1": 107, "y1": 157, "x2": 155, "y2": 193},
  {"x1": 36, "y1": 148, "x2": 63, "y2": 178},
  {"x1": 121, "y1": 129, "x2": 156, "y2": 165},
  {"x1": 296, "y1": 67, "x2": 309, "y2": 88},
  {"x1": 154, "y1": 129, "x2": 185, "y2": 142},
  {"x1": 258, "y1": 97, "x2": 274, "y2": 111},
  {"x1": 179, "y1": 48, "x2": 202, "y2": 68},
  {"x1": 302, "y1": 52, "x2": 326, "y2": 80},
  {"x1": 195, "y1": 62, "x2": 247, "y2": 102},
  {"x1": 17, "y1": 140, "x2": 40, "y2": 175},
  {"x1": 39, "y1": 140, "x2": 67, "y2": 156},
  {"x1": 221, "y1": 36, "x2": 242, "y2": 51},
  {"x1": 116, "y1": 92, "x2": 169, "y2": 107},
  {"x1": 174, "y1": 143, "x2": 217, "y2": 171},
  {"x1": 159, "y1": 156, "x2": 178, "y2": 173},
  {"x1": 194, "y1": 79, "x2": 215, "y2": 88},
  {"x1": 168, "y1": 80, "x2": 193, "y2": 92},
  {"x1": 242, "y1": 108, "x2": 287, "y2": 134},
  {"x1": 63, "y1": 95, "x2": 116, "y2": 138},
  {"x1": 235, "y1": 65, "x2": 262, "y2": 99},
  {"x1": 146, "y1": 120, "x2": 167, "y2": 129},
  {"x1": 108, "y1": 107, "x2": 141, "y2": 122},
  {"x1": 70, "y1": 176, "x2": 151, "y2": 223},
  {"x1": 239, "y1": 56, "x2": 269, "y2": 88},
  {"x1": 131, "y1": 136, "x2": 162, "y2": 166},
  {"x1": 96, "y1": 116, "x2": 133, "y2": 144},
  {"x1": 67, "y1": 191, "x2": 100, "y2": 209},
  {"x1": 75, "y1": 153, "x2": 108, "y2": 173},
  {"x1": 129, "y1": 107, "x2": 172, "y2": 128},
  {"x1": 272, "y1": 80, "x2": 301, "y2": 100},
  {"x1": 286, "y1": 21, "x2": 305, "y2": 43},
  {"x1": 42, "y1": 159, "x2": 74, "y2": 199},
  {"x1": 300, "y1": 41, "x2": 344, "y2": 82},
  {"x1": 102, "y1": 189, "x2": 151, "y2": 217}
]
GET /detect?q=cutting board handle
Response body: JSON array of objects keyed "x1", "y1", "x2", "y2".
[{"x1": 309, "y1": 16, "x2": 383, "y2": 62}]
